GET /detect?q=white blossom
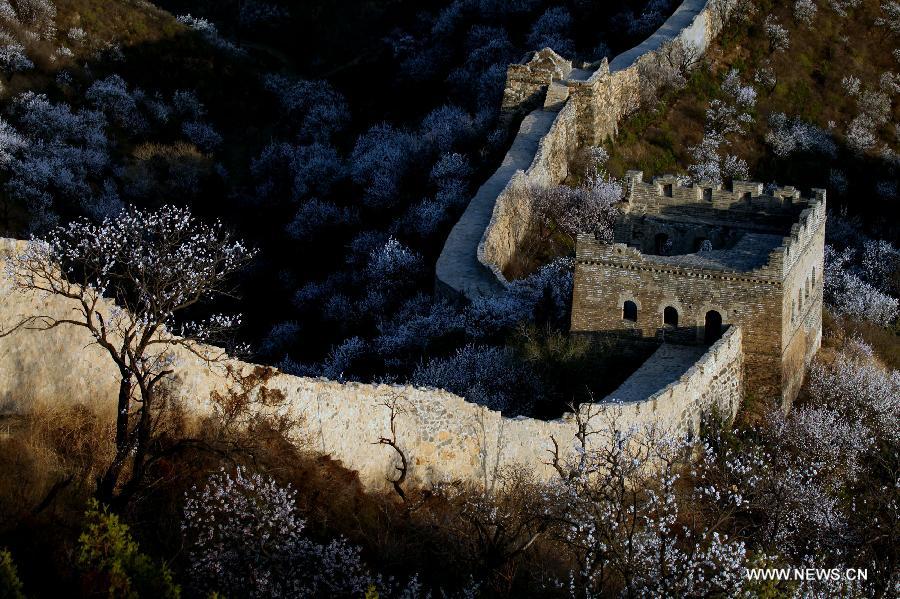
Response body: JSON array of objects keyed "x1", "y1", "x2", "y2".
[
  {"x1": 182, "y1": 467, "x2": 374, "y2": 598},
  {"x1": 527, "y1": 6, "x2": 574, "y2": 55},
  {"x1": 177, "y1": 14, "x2": 245, "y2": 55},
  {"x1": 764, "y1": 15, "x2": 790, "y2": 52},
  {"x1": 842, "y1": 75, "x2": 861, "y2": 96},
  {"x1": 0, "y1": 42, "x2": 33, "y2": 73},
  {"x1": 794, "y1": 0, "x2": 818, "y2": 24},
  {"x1": 876, "y1": 1, "x2": 900, "y2": 34}
]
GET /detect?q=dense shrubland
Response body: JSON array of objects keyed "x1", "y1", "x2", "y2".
[
  {"x1": 604, "y1": 0, "x2": 900, "y2": 228},
  {"x1": 0, "y1": 310, "x2": 896, "y2": 596}
]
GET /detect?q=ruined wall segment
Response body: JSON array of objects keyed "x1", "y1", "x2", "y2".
[
  {"x1": 500, "y1": 48, "x2": 573, "y2": 124},
  {"x1": 462, "y1": 0, "x2": 727, "y2": 295}
]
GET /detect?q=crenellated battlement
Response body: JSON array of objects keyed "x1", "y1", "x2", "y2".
[
  {"x1": 576, "y1": 238, "x2": 786, "y2": 283},
  {"x1": 779, "y1": 189, "x2": 827, "y2": 274},
  {"x1": 572, "y1": 173, "x2": 825, "y2": 407},
  {"x1": 624, "y1": 170, "x2": 814, "y2": 215}
]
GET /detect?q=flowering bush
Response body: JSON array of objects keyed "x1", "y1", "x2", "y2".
[
  {"x1": 0, "y1": 41, "x2": 33, "y2": 73},
  {"x1": 824, "y1": 244, "x2": 899, "y2": 323},
  {"x1": 85, "y1": 75, "x2": 145, "y2": 130},
  {"x1": 350, "y1": 123, "x2": 417, "y2": 208},
  {"x1": 1, "y1": 92, "x2": 110, "y2": 229},
  {"x1": 808, "y1": 338, "x2": 900, "y2": 444},
  {"x1": 765, "y1": 112, "x2": 837, "y2": 158},
  {"x1": 466, "y1": 258, "x2": 574, "y2": 338},
  {"x1": 262, "y1": 74, "x2": 349, "y2": 142},
  {"x1": 420, "y1": 105, "x2": 474, "y2": 154},
  {"x1": 794, "y1": 0, "x2": 818, "y2": 25},
  {"x1": 527, "y1": 6, "x2": 574, "y2": 56},
  {"x1": 764, "y1": 15, "x2": 790, "y2": 52},
  {"x1": 177, "y1": 14, "x2": 244, "y2": 55},
  {"x1": 286, "y1": 198, "x2": 357, "y2": 240},
  {"x1": 251, "y1": 141, "x2": 344, "y2": 204},
  {"x1": 530, "y1": 173, "x2": 622, "y2": 243},
  {"x1": 183, "y1": 467, "x2": 373, "y2": 598},
  {"x1": 181, "y1": 120, "x2": 222, "y2": 152},
  {"x1": 412, "y1": 344, "x2": 541, "y2": 414}
]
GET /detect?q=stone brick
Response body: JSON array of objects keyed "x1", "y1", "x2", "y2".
[{"x1": 571, "y1": 175, "x2": 825, "y2": 406}]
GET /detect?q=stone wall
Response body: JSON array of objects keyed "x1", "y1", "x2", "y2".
[
  {"x1": 475, "y1": 0, "x2": 724, "y2": 290},
  {"x1": 477, "y1": 101, "x2": 577, "y2": 280},
  {"x1": 570, "y1": 177, "x2": 826, "y2": 405},
  {"x1": 571, "y1": 238, "x2": 783, "y2": 398},
  {"x1": 1, "y1": 237, "x2": 744, "y2": 490},
  {"x1": 500, "y1": 48, "x2": 572, "y2": 124}
]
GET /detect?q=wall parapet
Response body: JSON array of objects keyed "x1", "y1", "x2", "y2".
[
  {"x1": 477, "y1": 101, "x2": 577, "y2": 280},
  {"x1": 615, "y1": 172, "x2": 827, "y2": 280},
  {"x1": 595, "y1": 326, "x2": 743, "y2": 432},
  {"x1": 575, "y1": 238, "x2": 786, "y2": 284},
  {"x1": 2, "y1": 236, "x2": 743, "y2": 491}
]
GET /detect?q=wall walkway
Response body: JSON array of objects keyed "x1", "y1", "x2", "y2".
[{"x1": 436, "y1": 0, "x2": 721, "y2": 298}]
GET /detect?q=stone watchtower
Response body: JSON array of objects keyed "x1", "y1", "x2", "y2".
[{"x1": 570, "y1": 172, "x2": 826, "y2": 406}]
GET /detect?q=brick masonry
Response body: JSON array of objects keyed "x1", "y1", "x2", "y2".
[
  {"x1": 571, "y1": 173, "x2": 826, "y2": 406},
  {"x1": 0, "y1": 237, "x2": 743, "y2": 490}
]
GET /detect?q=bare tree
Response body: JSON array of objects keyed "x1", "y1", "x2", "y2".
[
  {"x1": 375, "y1": 393, "x2": 411, "y2": 503},
  {"x1": 3, "y1": 205, "x2": 255, "y2": 506}
]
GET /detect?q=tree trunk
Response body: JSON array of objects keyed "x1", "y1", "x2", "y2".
[
  {"x1": 117, "y1": 386, "x2": 155, "y2": 506},
  {"x1": 95, "y1": 374, "x2": 132, "y2": 504}
]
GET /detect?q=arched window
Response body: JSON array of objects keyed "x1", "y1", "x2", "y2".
[
  {"x1": 664, "y1": 306, "x2": 678, "y2": 328},
  {"x1": 812, "y1": 267, "x2": 816, "y2": 287},
  {"x1": 798, "y1": 289, "x2": 803, "y2": 311},
  {"x1": 655, "y1": 233, "x2": 669, "y2": 255},
  {"x1": 623, "y1": 300, "x2": 638, "y2": 322},
  {"x1": 704, "y1": 310, "x2": 723, "y2": 343}
]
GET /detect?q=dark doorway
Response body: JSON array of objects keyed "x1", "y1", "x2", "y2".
[
  {"x1": 664, "y1": 306, "x2": 678, "y2": 328},
  {"x1": 654, "y1": 233, "x2": 669, "y2": 254},
  {"x1": 704, "y1": 310, "x2": 723, "y2": 343},
  {"x1": 623, "y1": 300, "x2": 637, "y2": 322}
]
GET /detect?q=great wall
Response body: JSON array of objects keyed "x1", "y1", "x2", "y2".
[{"x1": 0, "y1": 0, "x2": 822, "y2": 491}]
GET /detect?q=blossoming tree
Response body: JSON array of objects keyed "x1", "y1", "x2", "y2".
[{"x1": 3, "y1": 205, "x2": 255, "y2": 504}]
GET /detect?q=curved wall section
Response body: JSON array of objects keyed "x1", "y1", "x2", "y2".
[{"x1": 1, "y1": 238, "x2": 742, "y2": 490}]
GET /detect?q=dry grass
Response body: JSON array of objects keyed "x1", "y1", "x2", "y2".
[
  {"x1": 0, "y1": 404, "x2": 114, "y2": 530},
  {"x1": 820, "y1": 309, "x2": 900, "y2": 370},
  {"x1": 55, "y1": 0, "x2": 184, "y2": 51},
  {"x1": 606, "y1": 0, "x2": 900, "y2": 193}
]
